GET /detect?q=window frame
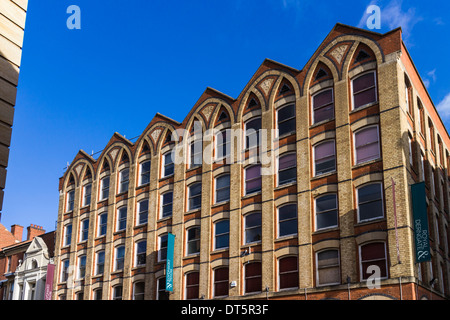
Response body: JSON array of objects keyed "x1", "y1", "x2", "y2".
[
  {"x1": 160, "y1": 191, "x2": 173, "y2": 218},
  {"x1": 215, "y1": 174, "x2": 231, "y2": 204},
  {"x1": 213, "y1": 267, "x2": 229, "y2": 298},
  {"x1": 158, "y1": 234, "x2": 168, "y2": 262},
  {"x1": 135, "y1": 240, "x2": 147, "y2": 267},
  {"x1": 277, "y1": 153, "x2": 297, "y2": 186},
  {"x1": 77, "y1": 255, "x2": 86, "y2": 279},
  {"x1": 311, "y1": 87, "x2": 335, "y2": 124},
  {"x1": 118, "y1": 168, "x2": 130, "y2": 194},
  {"x1": 186, "y1": 226, "x2": 201, "y2": 256},
  {"x1": 244, "y1": 262, "x2": 262, "y2": 294},
  {"x1": 66, "y1": 190, "x2": 75, "y2": 212},
  {"x1": 116, "y1": 206, "x2": 127, "y2": 232},
  {"x1": 97, "y1": 212, "x2": 108, "y2": 237},
  {"x1": 356, "y1": 182, "x2": 384, "y2": 223},
  {"x1": 162, "y1": 150, "x2": 175, "y2": 178},
  {"x1": 244, "y1": 212, "x2": 262, "y2": 245},
  {"x1": 358, "y1": 242, "x2": 388, "y2": 281},
  {"x1": 244, "y1": 117, "x2": 262, "y2": 150},
  {"x1": 315, "y1": 249, "x2": 341, "y2": 286},
  {"x1": 314, "y1": 194, "x2": 338, "y2": 231},
  {"x1": 79, "y1": 218, "x2": 89, "y2": 242},
  {"x1": 137, "y1": 199, "x2": 149, "y2": 225},
  {"x1": 184, "y1": 271, "x2": 200, "y2": 300},
  {"x1": 277, "y1": 204, "x2": 298, "y2": 238},
  {"x1": 83, "y1": 183, "x2": 92, "y2": 207},
  {"x1": 353, "y1": 125, "x2": 381, "y2": 165},
  {"x1": 114, "y1": 245, "x2": 125, "y2": 271},
  {"x1": 139, "y1": 160, "x2": 151, "y2": 186},
  {"x1": 188, "y1": 182, "x2": 202, "y2": 211},
  {"x1": 313, "y1": 140, "x2": 336, "y2": 176},
  {"x1": 276, "y1": 104, "x2": 296, "y2": 137},
  {"x1": 278, "y1": 256, "x2": 299, "y2": 291},
  {"x1": 99, "y1": 176, "x2": 110, "y2": 201},
  {"x1": 95, "y1": 250, "x2": 105, "y2": 275},
  {"x1": 64, "y1": 224, "x2": 72, "y2": 247},
  {"x1": 351, "y1": 70, "x2": 378, "y2": 110},
  {"x1": 215, "y1": 129, "x2": 231, "y2": 161},
  {"x1": 245, "y1": 164, "x2": 262, "y2": 195},
  {"x1": 214, "y1": 219, "x2": 230, "y2": 250}
]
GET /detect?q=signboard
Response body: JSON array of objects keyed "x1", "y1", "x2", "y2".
[
  {"x1": 165, "y1": 233, "x2": 175, "y2": 292},
  {"x1": 411, "y1": 182, "x2": 431, "y2": 263},
  {"x1": 44, "y1": 263, "x2": 55, "y2": 300}
]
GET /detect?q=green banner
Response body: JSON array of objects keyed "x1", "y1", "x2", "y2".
[
  {"x1": 165, "y1": 233, "x2": 175, "y2": 292},
  {"x1": 411, "y1": 182, "x2": 431, "y2": 263}
]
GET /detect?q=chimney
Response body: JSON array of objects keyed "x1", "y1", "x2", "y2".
[
  {"x1": 10, "y1": 224, "x2": 24, "y2": 242},
  {"x1": 27, "y1": 224, "x2": 45, "y2": 241}
]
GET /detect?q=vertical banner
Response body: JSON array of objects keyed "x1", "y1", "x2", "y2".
[
  {"x1": 411, "y1": 182, "x2": 431, "y2": 263},
  {"x1": 44, "y1": 263, "x2": 55, "y2": 300},
  {"x1": 165, "y1": 233, "x2": 175, "y2": 292}
]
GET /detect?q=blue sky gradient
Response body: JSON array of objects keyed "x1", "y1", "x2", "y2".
[{"x1": 2, "y1": 0, "x2": 450, "y2": 235}]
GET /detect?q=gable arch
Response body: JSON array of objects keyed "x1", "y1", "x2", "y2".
[
  {"x1": 303, "y1": 57, "x2": 340, "y2": 97},
  {"x1": 210, "y1": 102, "x2": 235, "y2": 128},
  {"x1": 96, "y1": 154, "x2": 112, "y2": 180},
  {"x1": 269, "y1": 73, "x2": 301, "y2": 108},
  {"x1": 237, "y1": 89, "x2": 266, "y2": 123}
]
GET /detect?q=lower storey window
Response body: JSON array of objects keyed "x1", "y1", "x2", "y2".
[
  {"x1": 316, "y1": 249, "x2": 340, "y2": 286},
  {"x1": 244, "y1": 262, "x2": 262, "y2": 294},
  {"x1": 278, "y1": 256, "x2": 299, "y2": 290},
  {"x1": 359, "y1": 242, "x2": 388, "y2": 281},
  {"x1": 185, "y1": 272, "x2": 200, "y2": 300},
  {"x1": 213, "y1": 267, "x2": 229, "y2": 297}
]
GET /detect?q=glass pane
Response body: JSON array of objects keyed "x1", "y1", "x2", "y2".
[
  {"x1": 361, "y1": 242, "x2": 385, "y2": 261},
  {"x1": 315, "y1": 141, "x2": 335, "y2": 160},
  {"x1": 358, "y1": 184, "x2": 381, "y2": 203},
  {"x1": 278, "y1": 205, "x2": 297, "y2": 221},
  {"x1": 216, "y1": 175, "x2": 230, "y2": 189},
  {"x1": 354, "y1": 88, "x2": 377, "y2": 108},
  {"x1": 215, "y1": 234, "x2": 229, "y2": 249},
  {"x1": 313, "y1": 104, "x2": 334, "y2": 123},
  {"x1": 355, "y1": 127, "x2": 378, "y2": 147},
  {"x1": 316, "y1": 195, "x2": 337, "y2": 213},
  {"x1": 279, "y1": 154, "x2": 296, "y2": 170},
  {"x1": 313, "y1": 89, "x2": 333, "y2": 110},
  {"x1": 356, "y1": 143, "x2": 379, "y2": 163},
  {"x1": 280, "y1": 272, "x2": 299, "y2": 289},
  {"x1": 279, "y1": 220, "x2": 297, "y2": 237},
  {"x1": 216, "y1": 188, "x2": 230, "y2": 203},
  {"x1": 246, "y1": 212, "x2": 261, "y2": 228},
  {"x1": 315, "y1": 157, "x2": 336, "y2": 175},
  {"x1": 317, "y1": 250, "x2": 338, "y2": 267},
  {"x1": 246, "y1": 227, "x2": 262, "y2": 243},
  {"x1": 190, "y1": 183, "x2": 202, "y2": 196},
  {"x1": 278, "y1": 118, "x2": 296, "y2": 136},
  {"x1": 215, "y1": 220, "x2": 229, "y2": 235},
  {"x1": 318, "y1": 267, "x2": 340, "y2": 285},
  {"x1": 353, "y1": 73, "x2": 375, "y2": 94},
  {"x1": 316, "y1": 210, "x2": 338, "y2": 229},
  {"x1": 278, "y1": 105, "x2": 295, "y2": 122},
  {"x1": 278, "y1": 167, "x2": 297, "y2": 185}
]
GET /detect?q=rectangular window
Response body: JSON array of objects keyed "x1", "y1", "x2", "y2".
[
  {"x1": 161, "y1": 192, "x2": 173, "y2": 218},
  {"x1": 214, "y1": 220, "x2": 230, "y2": 250},
  {"x1": 163, "y1": 151, "x2": 174, "y2": 177},
  {"x1": 139, "y1": 160, "x2": 151, "y2": 186},
  {"x1": 213, "y1": 267, "x2": 229, "y2": 297},
  {"x1": 100, "y1": 177, "x2": 110, "y2": 201},
  {"x1": 137, "y1": 199, "x2": 148, "y2": 225},
  {"x1": 96, "y1": 251, "x2": 105, "y2": 275},
  {"x1": 80, "y1": 219, "x2": 89, "y2": 242},
  {"x1": 78, "y1": 255, "x2": 86, "y2": 279},
  {"x1": 133, "y1": 282, "x2": 145, "y2": 300},
  {"x1": 113, "y1": 286, "x2": 123, "y2": 300},
  {"x1": 67, "y1": 190, "x2": 75, "y2": 212},
  {"x1": 158, "y1": 234, "x2": 168, "y2": 262},
  {"x1": 315, "y1": 194, "x2": 338, "y2": 230},
  {"x1": 215, "y1": 174, "x2": 230, "y2": 203},
  {"x1": 216, "y1": 130, "x2": 230, "y2": 160},
  {"x1": 119, "y1": 168, "x2": 129, "y2": 194},
  {"x1": 186, "y1": 227, "x2": 200, "y2": 255},
  {"x1": 278, "y1": 153, "x2": 296, "y2": 186},
  {"x1": 314, "y1": 140, "x2": 336, "y2": 176},
  {"x1": 61, "y1": 259, "x2": 70, "y2": 282},
  {"x1": 117, "y1": 207, "x2": 127, "y2": 231},
  {"x1": 157, "y1": 277, "x2": 169, "y2": 300},
  {"x1": 279, "y1": 256, "x2": 299, "y2": 290},
  {"x1": 245, "y1": 165, "x2": 262, "y2": 195},
  {"x1": 115, "y1": 246, "x2": 125, "y2": 271},
  {"x1": 245, "y1": 212, "x2": 262, "y2": 244},
  {"x1": 278, "y1": 204, "x2": 297, "y2": 237},
  {"x1": 190, "y1": 139, "x2": 203, "y2": 168},
  {"x1": 83, "y1": 184, "x2": 92, "y2": 207},
  {"x1": 359, "y1": 242, "x2": 387, "y2": 281},
  {"x1": 352, "y1": 71, "x2": 377, "y2": 109},
  {"x1": 312, "y1": 88, "x2": 334, "y2": 124},
  {"x1": 316, "y1": 250, "x2": 340, "y2": 286},
  {"x1": 277, "y1": 104, "x2": 296, "y2": 136},
  {"x1": 136, "y1": 241, "x2": 147, "y2": 266},
  {"x1": 185, "y1": 272, "x2": 200, "y2": 300},
  {"x1": 188, "y1": 183, "x2": 202, "y2": 211},
  {"x1": 64, "y1": 224, "x2": 72, "y2": 246},
  {"x1": 245, "y1": 262, "x2": 262, "y2": 294},
  {"x1": 354, "y1": 126, "x2": 380, "y2": 164},
  {"x1": 357, "y1": 183, "x2": 384, "y2": 222},
  {"x1": 245, "y1": 118, "x2": 261, "y2": 149},
  {"x1": 98, "y1": 213, "x2": 107, "y2": 237}
]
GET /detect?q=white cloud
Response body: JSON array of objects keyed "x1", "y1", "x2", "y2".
[
  {"x1": 357, "y1": 0, "x2": 422, "y2": 43},
  {"x1": 437, "y1": 93, "x2": 450, "y2": 119}
]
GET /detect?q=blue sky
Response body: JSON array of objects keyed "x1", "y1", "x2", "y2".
[{"x1": 1, "y1": 0, "x2": 450, "y2": 236}]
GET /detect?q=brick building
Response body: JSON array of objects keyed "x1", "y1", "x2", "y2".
[
  {"x1": 53, "y1": 23, "x2": 450, "y2": 300},
  {"x1": 0, "y1": 224, "x2": 54, "y2": 300}
]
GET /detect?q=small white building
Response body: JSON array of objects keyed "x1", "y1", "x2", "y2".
[{"x1": 12, "y1": 236, "x2": 53, "y2": 300}]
